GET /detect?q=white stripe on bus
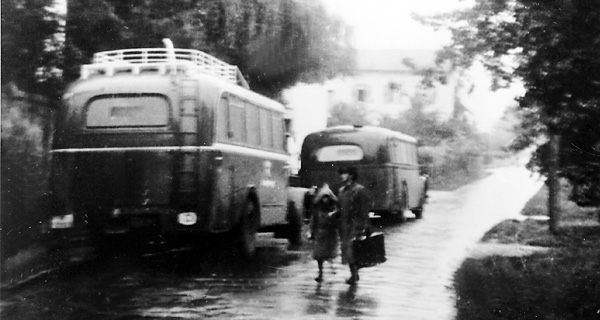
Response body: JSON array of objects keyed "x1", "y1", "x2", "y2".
[
  {"x1": 51, "y1": 143, "x2": 290, "y2": 162},
  {"x1": 51, "y1": 146, "x2": 200, "y2": 153},
  {"x1": 211, "y1": 143, "x2": 289, "y2": 162}
]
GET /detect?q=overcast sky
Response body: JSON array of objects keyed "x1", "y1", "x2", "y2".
[{"x1": 322, "y1": 0, "x2": 474, "y2": 50}]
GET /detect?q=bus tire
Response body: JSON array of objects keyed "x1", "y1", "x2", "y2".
[
  {"x1": 412, "y1": 207, "x2": 423, "y2": 219},
  {"x1": 393, "y1": 186, "x2": 408, "y2": 223},
  {"x1": 286, "y1": 200, "x2": 303, "y2": 249},
  {"x1": 237, "y1": 198, "x2": 260, "y2": 259},
  {"x1": 412, "y1": 180, "x2": 428, "y2": 220}
]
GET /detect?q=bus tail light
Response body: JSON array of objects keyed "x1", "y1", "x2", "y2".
[
  {"x1": 50, "y1": 214, "x2": 74, "y2": 229},
  {"x1": 178, "y1": 212, "x2": 198, "y2": 225},
  {"x1": 213, "y1": 151, "x2": 223, "y2": 167},
  {"x1": 111, "y1": 208, "x2": 122, "y2": 217}
]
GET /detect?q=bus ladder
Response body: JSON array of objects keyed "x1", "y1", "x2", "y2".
[{"x1": 175, "y1": 79, "x2": 200, "y2": 205}]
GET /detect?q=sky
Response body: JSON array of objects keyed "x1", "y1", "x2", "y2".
[
  {"x1": 322, "y1": 0, "x2": 474, "y2": 50},
  {"x1": 321, "y1": 0, "x2": 523, "y2": 133}
]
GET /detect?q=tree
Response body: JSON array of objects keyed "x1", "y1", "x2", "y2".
[
  {"x1": 64, "y1": 0, "x2": 355, "y2": 98},
  {"x1": 2, "y1": 0, "x2": 63, "y2": 100},
  {"x1": 421, "y1": 0, "x2": 600, "y2": 208},
  {"x1": 379, "y1": 91, "x2": 454, "y2": 146},
  {"x1": 327, "y1": 103, "x2": 369, "y2": 127}
]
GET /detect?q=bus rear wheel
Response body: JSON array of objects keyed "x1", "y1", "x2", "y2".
[
  {"x1": 412, "y1": 207, "x2": 423, "y2": 219},
  {"x1": 394, "y1": 186, "x2": 408, "y2": 223},
  {"x1": 237, "y1": 199, "x2": 259, "y2": 259},
  {"x1": 285, "y1": 200, "x2": 303, "y2": 249}
]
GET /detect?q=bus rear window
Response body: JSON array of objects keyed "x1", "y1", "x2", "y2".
[
  {"x1": 86, "y1": 95, "x2": 169, "y2": 128},
  {"x1": 316, "y1": 145, "x2": 364, "y2": 162}
]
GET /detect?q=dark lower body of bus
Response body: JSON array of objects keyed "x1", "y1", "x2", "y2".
[
  {"x1": 46, "y1": 147, "x2": 300, "y2": 255},
  {"x1": 299, "y1": 164, "x2": 427, "y2": 220}
]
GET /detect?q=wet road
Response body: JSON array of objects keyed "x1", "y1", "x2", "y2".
[{"x1": 0, "y1": 166, "x2": 542, "y2": 320}]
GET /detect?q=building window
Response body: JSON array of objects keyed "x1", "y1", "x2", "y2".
[
  {"x1": 357, "y1": 88, "x2": 367, "y2": 102},
  {"x1": 385, "y1": 82, "x2": 401, "y2": 103},
  {"x1": 327, "y1": 89, "x2": 335, "y2": 106}
]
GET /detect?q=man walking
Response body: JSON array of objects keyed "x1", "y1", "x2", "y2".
[{"x1": 337, "y1": 166, "x2": 371, "y2": 285}]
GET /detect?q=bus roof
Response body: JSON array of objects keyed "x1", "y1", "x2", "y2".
[
  {"x1": 65, "y1": 39, "x2": 285, "y2": 114},
  {"x1": 66, "y1": 72, "x2": 285, "y2": 114},
  {"x1": 301, "y1": 125, "x2": 418, "y2": 166},
  {"x1": 79, "y1": 39, "x2": 249, "y2": 89},
  {"x1": 309, "y1": 125, "x2": 417, "y2": 144}
]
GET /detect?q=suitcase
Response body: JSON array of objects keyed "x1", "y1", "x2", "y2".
[{"x1": 353, "y1": 231, "x2": 386, "y2": 268}]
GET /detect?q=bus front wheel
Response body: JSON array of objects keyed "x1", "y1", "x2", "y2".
[{"x1": 237, "y1": 199, "x2": 259, "y2": 259}]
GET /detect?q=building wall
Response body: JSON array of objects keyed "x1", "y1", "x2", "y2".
[{"x1": 324, "y1": 70, "x2": 424, "y2": 122}]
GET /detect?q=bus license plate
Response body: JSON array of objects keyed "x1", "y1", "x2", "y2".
[{"x1": 130, "y1": 217, "x2": 156, "y2": 228}]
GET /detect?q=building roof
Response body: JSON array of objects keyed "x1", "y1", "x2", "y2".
[{"x1": 356, "y1": 49, "x2": 436, "y2": 72}]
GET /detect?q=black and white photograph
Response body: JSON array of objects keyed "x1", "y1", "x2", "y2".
[{"x1": 2, "y1": 0, "x2": 599, "y2": 319}]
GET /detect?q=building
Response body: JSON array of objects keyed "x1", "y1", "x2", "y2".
[{"x1": 283, "y1": 49, "x2": 454, "y2": 168}]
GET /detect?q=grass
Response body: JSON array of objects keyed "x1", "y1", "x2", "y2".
[{"x1": 454, "y1": 183, "x2": 600, "y2": 320}]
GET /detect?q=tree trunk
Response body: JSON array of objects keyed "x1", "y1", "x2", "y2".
[{"x1": 548, "y1": 134, "x2": 561, "y2": 234}]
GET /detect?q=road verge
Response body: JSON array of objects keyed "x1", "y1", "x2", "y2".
[{"x1": 454, "y1": 184, "x2": 600, "y2": 319}]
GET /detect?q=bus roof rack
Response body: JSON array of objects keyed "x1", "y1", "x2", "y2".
[{"x1": 79, "y1": 39, "x2": 250, "y2": 89}]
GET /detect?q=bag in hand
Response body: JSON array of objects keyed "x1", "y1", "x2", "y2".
[{"x1": 352, "y1": 231, "x2": 386, "y2": 268}]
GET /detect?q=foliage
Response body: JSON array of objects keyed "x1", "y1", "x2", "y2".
[
  {"x1": 379, "y1": 91, "x2": 454, "y2": 146},
  {"x1": 420, "y1": 0, "x2": 600, "y2": 206},
  {"x1": 1, "y1": 0, "x2": 64, "y2": 101},
  {"x1": 375, "y1": 77, "x2": 485, "y2": 190},
  {"x1": 1, "y1": 87, "x2": 54, "y2": 261},
  {"x1": 418, "y1": 135, "x2": 485, "y2": 190},
  {"x1": 455, "y1": 250, "x2": 600, "y2": 320},
  {"x1": 326, "y1": 102, "x2": 369, "y2": 127},
  {"x1": 64, "y1": 0, "x2": 355, "y2": 98}
]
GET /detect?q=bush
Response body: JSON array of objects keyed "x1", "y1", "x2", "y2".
[
  {"x1": 1, "y1": 86, "x2": 54, "y2": 261},
  {"x1": 421, "y1": 137, "x2": 485, "y2": 190},
  {"x1": 456, "y1": 249, "x2": 600, "y2": 320}
]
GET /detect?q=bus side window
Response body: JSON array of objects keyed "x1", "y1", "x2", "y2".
[
  {"x1": 403, "y1": 142, "x2": 411, "y2": 164},
  {"x1": 396, "y1": 142, "x2": 406, "y2": 164},
  {"x1": 390, "y1": 140, "x2": 399, "y2": 163},
  {"x1": 217, "y1": 96, "x2": 230, "y2": 141},
  {"x1": 259, "y1": 108, "x2": 273, "y2": 149},
  {"x1": 272, "y1": 112, "x2": 284, "y2": 151},
  {"x1": 412, "y1": 144, "x2": 418, "y2": 165},
  {"x1": 229, "y1": 97, "x2": 246, "y2": 143},
  {"x1": 245, "y1": 102, "x2": 260, "y2": 146}
]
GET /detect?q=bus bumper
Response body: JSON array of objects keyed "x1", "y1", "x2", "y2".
[{"x1": 46, "y1": 207, "x2": 211, "y2": 241}]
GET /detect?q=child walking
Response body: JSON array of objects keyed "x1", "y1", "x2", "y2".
[{"x1": 309, "y1": 184, "x2": 339, "y2": 283}]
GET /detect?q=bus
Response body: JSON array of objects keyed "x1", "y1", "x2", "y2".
[
  {"x1": 47, "y1": 39, "x2": 301, "y2": 257},
  {"x1": 299, "y1": 125, "x2": 428, "y2": 221}
]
